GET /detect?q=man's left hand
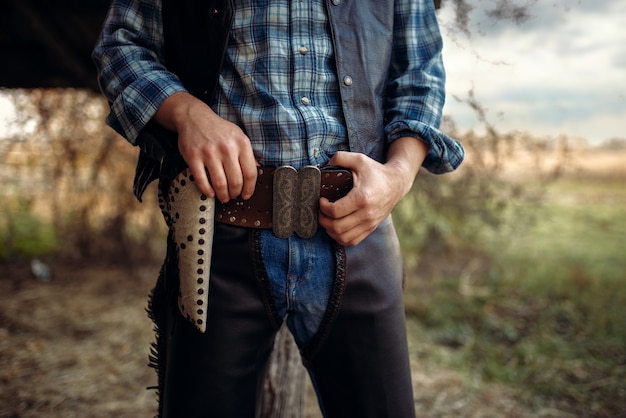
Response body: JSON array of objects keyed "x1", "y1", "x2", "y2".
[{"x1": 319, "y1": 137, "x2": 428, "y2": 246}]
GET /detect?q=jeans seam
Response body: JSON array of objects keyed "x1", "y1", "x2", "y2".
[{"x1": 300, "y1": 241, "x2": 347, "y2": 365}]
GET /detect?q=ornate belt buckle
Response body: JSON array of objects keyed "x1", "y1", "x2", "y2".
[{"x1": 273, "y1": 165, "x2": 321, "y2": 239}]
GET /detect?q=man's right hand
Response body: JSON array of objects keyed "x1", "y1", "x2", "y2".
[{"x1": 154, "y1": 91, "x2": 258, "y2": 202}]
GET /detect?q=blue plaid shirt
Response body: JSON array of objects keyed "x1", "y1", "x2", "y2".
[
  {"x1": 213, "y1": 0, "x2": 348, "y2": 168},
  {"x1": 94, "y1": 0, "x2": 464, "y2": 172}
]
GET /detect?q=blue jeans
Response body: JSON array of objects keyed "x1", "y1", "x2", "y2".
[{"x1": 261, "y1": 228, "x2": 335, "y2": 346}]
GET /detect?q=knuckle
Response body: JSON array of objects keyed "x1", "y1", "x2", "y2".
[
  {"x1": 211, "y1": 177, "x2": 228, "y2": 191},
  {"x1": 243, "y1": 168, "x2": 258, "y2": 182},
  {"x1": 353, "y1": 193, "x2": 369, "y2": 209},
  {"x1": 364, "y1": 208, "x2": 378, "y2": 222},
  {"x1": 216, "y1": 142, "x2": 234, "y2": 156},
  {"x1": 229, "y1": 178, "x2": 244, "y2": 192},
  {"x1": 326, "y1": 206, "x2": 341, "y2": 219}
]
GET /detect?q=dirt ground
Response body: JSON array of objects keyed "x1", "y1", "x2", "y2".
[
  {"x1": 0, "y1": 259, "x2": 554, "y2": 418},
  {"x1": 0, "y1": 261, "x2": 157, "y2": 418}
]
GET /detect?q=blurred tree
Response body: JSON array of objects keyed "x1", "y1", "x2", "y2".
[{"x1": 1, "y1": 89, "x2": 162, "y2": 264}]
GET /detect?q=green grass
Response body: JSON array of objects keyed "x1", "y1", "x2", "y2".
[
  {"x1": 403, "y1": 177, "x2": 626, "y2": 416},
  {"x1": 0, "y1": 200, "x2": 58, "y2": 262}
]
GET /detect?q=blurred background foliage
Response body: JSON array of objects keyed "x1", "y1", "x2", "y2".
[
  {"x1": 1, "y1": 88, "x2": 625, "y2": 416},
  {"x1": 0, "y1": 89, "x2": 164, "y2": 264}
]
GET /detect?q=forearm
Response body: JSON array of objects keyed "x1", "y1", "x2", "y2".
[
  {"x1": 154, "y1": 91, "x2": 216, "y2": 133},
  {"x1": 383, "y1": 0, "x2": 464, "y2": 173},
  {"x1": 384, "y1": 136, "x2": 429, "y2": 200},
  {"x1": 92, "y1": 0, "x2": 185, "y2": 143}
]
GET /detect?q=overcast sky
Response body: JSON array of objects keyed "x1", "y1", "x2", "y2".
[{"x1": 438, "y1": 0, "x2": 626, "y2": 144}]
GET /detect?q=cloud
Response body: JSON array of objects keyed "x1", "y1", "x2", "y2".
[
  {"x1": 438, "y1": 0, "x2": 626, "y2": 143},
  {"x1": 441, "y1": 0, "x2": 625, "y2": 41},
  {"x1": 613, "y1": 51, "x2": 626, "y2": 69}
]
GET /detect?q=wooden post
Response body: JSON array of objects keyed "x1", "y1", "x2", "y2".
[{"x1": 259, "y1": 325, "x2": 308, "y2": 418}]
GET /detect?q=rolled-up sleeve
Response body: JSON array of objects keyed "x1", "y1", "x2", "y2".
[
  {"x1": 92, "y1": 0, "x2": 186, "y2": 144},
  {"x1": 385, "y1": 0, "x2": 464, "y2": 173}
]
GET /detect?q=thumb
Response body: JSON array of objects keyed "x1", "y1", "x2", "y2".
[{"x1": 328, "y1": 151, "x2": 361, "y2": 170}]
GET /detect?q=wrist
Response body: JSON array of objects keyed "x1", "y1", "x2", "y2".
[
  {"x1": 384, "y1": 160, "x2": 416, "y2": 200},
  {"x1": 155, "y1": 91, "x2": 204, "y2": 132},
  {"x1": 385, "y1": 136, "x2": 428, "y2": 196}
]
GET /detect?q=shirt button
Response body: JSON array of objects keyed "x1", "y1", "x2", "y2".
[
  {"x1": 299, "y1": 46, "x2": 309, "y2": 55},
  {"x1": 301, "y1": 97, "x2": 310, "y2": 105},
  {"x1": 332, "y1": 0, "x2": 340, "y2": 5},
  {"x1": 313, "y1": 148, "x2": 320, "y2": 158},
  {"x1": 343, "y1": 76, "x2": 353, "y2": 86}
]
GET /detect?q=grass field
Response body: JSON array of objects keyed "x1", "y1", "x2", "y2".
[{"x1": 402, "y1": 148, "x2": 626, "y2": 417}]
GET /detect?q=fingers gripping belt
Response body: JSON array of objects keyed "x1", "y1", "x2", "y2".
[{"x1": 165, "y1": 168, "x2": 215, "y2": 333}]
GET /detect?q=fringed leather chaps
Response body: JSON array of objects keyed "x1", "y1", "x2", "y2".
[{"x1": 147, "y1": 216, "x2": 415, "y2": 418}]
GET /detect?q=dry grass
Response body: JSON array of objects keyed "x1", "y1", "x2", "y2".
[
  {"x1": 0, "y1": 259, "x2": 547, "y2": 418},
  {"x1": 0, "y1": 262, "x2": 157, "y2": 418}
]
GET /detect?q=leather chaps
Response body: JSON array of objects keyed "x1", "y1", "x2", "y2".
[{"x1": 148, "y1": 216, "x2": 416, "y2": 418}]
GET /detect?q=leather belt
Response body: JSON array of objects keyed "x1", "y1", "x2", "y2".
[{"x1": 216, "y1": 166, "x2": 353, "y2": 239}]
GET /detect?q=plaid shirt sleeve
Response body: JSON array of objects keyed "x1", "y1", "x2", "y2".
[
  {"x1": 92, "y1": 0, "x2": 186, "y2": 144},
  {"x1": 385, "y1": 0, "x2": 464, "y2": 173}
]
